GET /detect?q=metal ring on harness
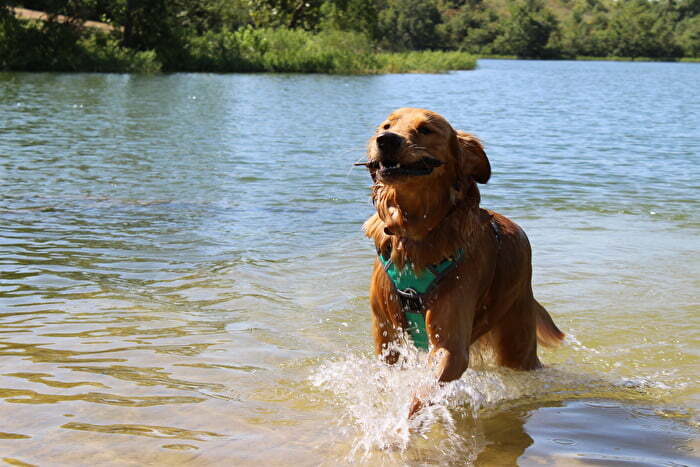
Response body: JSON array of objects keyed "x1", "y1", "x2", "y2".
[
  {"x1": 396, "y1": 287, "x2": 420, "y2": 301},
  {"x1": 395, "y1": 287, "x2": 424, "y2": 315}
]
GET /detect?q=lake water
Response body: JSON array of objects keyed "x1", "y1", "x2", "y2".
[{"x1": 0, "y1": 59, "x2": 698, "y2": 465}]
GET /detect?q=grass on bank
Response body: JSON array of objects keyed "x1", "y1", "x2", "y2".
[
  {"x1": 179, "y1": 27, "x2": 476, "y2": 74},
  {"x1": 377, "y1": 51, "x2": 476, "y2": 73}
]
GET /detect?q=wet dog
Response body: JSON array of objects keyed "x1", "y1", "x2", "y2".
[{"x1": 358, "y1": 108, "x2": 564, "y2": 415}]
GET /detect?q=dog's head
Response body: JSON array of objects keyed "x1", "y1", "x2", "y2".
[{"x1": 364, "y1": 108, "x2": 489, "y2": 214}]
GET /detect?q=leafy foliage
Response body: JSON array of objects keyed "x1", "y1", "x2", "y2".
[
  {"x1": 0, "y1": 12, "x2": 159, "y2": 72},
  {"x1": 248, "y1": 0, "x2": 325, "y2": 30},
  {"x1": 677, "y1": 14, "x2": 700, "y2": 56},
  {"x1": 1, "y1": 0, "x2": 699, "y2": 73},
  {"x1": 441, "y1": 2, "x2": 501, "y2": 54},
  {"x1": 377, "y1": 0, "x2": 444, "y2": 50},
  {"x1": 494, "y1": 0, "x2": 560, "y2": 58},
  {"x1": 184, "y1": 27, "x2": 473, "y2": 73}
]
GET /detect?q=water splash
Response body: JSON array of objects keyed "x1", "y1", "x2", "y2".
[
  {"x1": 310, "y1": 342, "x2": 544, "y2": 462},
  {"x1": 310, "y1": 334, "x2": 691, "y2": 463},
  {"x1": 311, "y1": 353, "x2": 475, "y2": 462}
]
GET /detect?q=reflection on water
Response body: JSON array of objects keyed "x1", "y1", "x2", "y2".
[
  {"x1": 61, "y1": 422, "x2": 225, "y2": 441},
  {"x1": 478, "y1": 399, "x2": 698, "y2": 466},
  {"x1": 0, "y1": 60, "x2": 698, "y2": 465}
]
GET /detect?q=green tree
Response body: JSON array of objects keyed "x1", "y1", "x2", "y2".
[
  {"x1": 377, "y1": 0, "x2": 444, "y2": 50},
  {"x1": 319, "y1": 0, "x2": 378, "y2": 37},
  {"x1": 557, "y1": 0, "x2": 611, "y2": 57},
  {"x1": 494, "y1": 0, "x2": 560, "y2": 58},
  {"x1": 195, "y1": 0, "x2": 250, "y2": 32},
  {"x1": 601, "y1": 0, "x2": 681, "y2": 57},
  {"x1": 677, "y1": 0, "x2": 700, "y2": 18},
  {"x1": 248, "y1": 0, "x2": 325, "y2": 30},
  {"x1": 440, "y1": 0, "x2": 501, "y2": 53},
  {"x1": 676, "y1": 14, "x2": 700, "y2": 56}
]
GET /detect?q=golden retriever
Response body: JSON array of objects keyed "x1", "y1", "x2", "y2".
[{"x1": 358, "y1": 108, "x2": 564, "y2": 415}]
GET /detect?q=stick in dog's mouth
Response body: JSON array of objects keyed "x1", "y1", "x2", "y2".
[{"x1": 354, "y1": 156, "x2": 443, "y2": 177}]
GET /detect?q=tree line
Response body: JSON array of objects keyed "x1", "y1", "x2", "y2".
[{"x1": 1, "y1": 0, "x2": 699, "y2": 72}]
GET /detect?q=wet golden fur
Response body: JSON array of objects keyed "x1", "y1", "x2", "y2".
[{"x1": 361, "y1": 108, "x2": 564, "y2": 412}]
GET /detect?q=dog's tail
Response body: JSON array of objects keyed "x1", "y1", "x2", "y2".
[{"x1": 534, "y1": 300, "x2": 565, "y2": 348}]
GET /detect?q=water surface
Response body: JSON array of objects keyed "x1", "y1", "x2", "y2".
[{"x1": 0, "y1": 60, "x2": 698, "y2": 465}]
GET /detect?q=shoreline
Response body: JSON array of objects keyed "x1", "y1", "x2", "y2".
[
  {"x1": 2, "y1": 55, "x2": 697, "y2": 76},
  {"x1": 480, "y1": 54, "x2": 700, "y2": 63}
]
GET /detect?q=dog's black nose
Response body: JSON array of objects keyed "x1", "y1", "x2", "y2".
[{"x1": 376, "y1": 132, "x2": 404, "y2": 155}]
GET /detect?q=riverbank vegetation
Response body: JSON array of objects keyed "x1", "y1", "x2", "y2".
[{"x1": 1, "y1": 0, "x2": 699, "y2": 73}]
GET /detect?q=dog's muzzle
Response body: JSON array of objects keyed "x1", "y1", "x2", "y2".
[{"x1": 376, "y1": 132, "x2": 405, "y2": 166}]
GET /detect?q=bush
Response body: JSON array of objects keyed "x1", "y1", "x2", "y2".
[
  {"x1": 185, "y1": 27, "x2": 258, "y2": 71},
  {"x1": 0, "y1": 14, "x2": 161, "y2": 72},
  {"x1": 185, "y1": 26, "x2": 378, "y2": 73},
  {"x1": 78, "y1": 34, "x2": 162, "y2": 72},
  {"x1": 184, "y1": 27, "x2": 475, "y2": 73}
]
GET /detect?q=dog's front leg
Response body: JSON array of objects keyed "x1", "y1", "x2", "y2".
[
  {"x1": 433, "y1": 347, "x2": 470, "y2": 382},
  {"x1": 370, "y1": 310, "x2": 401, "y2": 364},
  {"x1": 409, "y1": 304, "x2": 473, "y2": 417},
  {"x1": 369, "y1": 263, "x2": 402, "y2": 364},
  {"x1": 409, "y1": 347, "x2": 470, "y2": 417}
]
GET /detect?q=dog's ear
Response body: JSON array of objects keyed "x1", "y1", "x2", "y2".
[{"x1": 455, "y1": 131, "x2": 490, "y2": 184}]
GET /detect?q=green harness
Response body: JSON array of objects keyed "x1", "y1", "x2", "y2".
[{"x1": 378, "y1": 249, "x2": 464, "y2": 350}]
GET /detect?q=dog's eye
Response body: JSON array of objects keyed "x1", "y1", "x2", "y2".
[
  {"x1": 383, "y1": 123, "x2": 390, "y2": 130},
  {"x1": 418, "y1": 125, "x2": 432, "y2": 135}
]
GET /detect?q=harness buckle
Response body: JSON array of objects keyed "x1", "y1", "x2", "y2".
[
  {"x1": 396, "y1": 287, "x2": 420, "y2": 300},
  {"x1": 396, "y1": 287, "x2": 424, "y2": 313}
]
